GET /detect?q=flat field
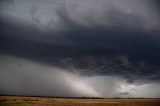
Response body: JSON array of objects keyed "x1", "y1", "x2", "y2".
[{"x1": 0, "y1": 96, "x2": 160, "y2": 106}]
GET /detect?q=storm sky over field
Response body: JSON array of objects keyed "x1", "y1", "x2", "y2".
[{"x1": 0, "y1": 0, "x2": 160, "y2": 98}]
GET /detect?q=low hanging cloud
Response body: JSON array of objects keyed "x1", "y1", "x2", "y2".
[
  {"x1": 1, "y1": 55, "x2": 160, "y2": 98},
  {"x1": 0, "y1": 55, "x2": 100, "y2": 97},
  {"x1": 0, "y1": 55, "x2": 131, "y2": 97}
]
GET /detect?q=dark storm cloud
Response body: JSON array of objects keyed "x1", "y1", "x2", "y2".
[
  {"x1": 0, "y1": 0, "x2": 160, "y2": 97},
  {"x1": 1, "y1": 14, "x2": 160, "y2": 84}
]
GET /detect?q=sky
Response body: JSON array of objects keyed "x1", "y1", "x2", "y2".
[{"x1": 0, "y1": 0, "x2": 160, "y2": 98}]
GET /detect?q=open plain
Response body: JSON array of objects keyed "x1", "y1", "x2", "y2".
[{"x1": 0, "y1": 96, "x2": 160, "y2": 106}]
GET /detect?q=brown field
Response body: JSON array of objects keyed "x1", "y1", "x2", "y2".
[{"x1": 0, "y1": 96, "x2": 160, "y2": 106}]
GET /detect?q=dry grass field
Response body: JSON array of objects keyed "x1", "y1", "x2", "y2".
[{"x1": 0, "y1": 96, "x2": 160, "y2": 106}]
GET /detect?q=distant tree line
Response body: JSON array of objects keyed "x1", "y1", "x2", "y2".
[{"x1": 0, "y1": 94, "x2": 159, "y2": 99}]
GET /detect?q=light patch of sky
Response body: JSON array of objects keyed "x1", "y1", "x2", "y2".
[
  {"x1": 69, "y1": 78, "x2": 101, "y2": 97},
  {"x1": 131, "y1": 83, "x2": 160, "y2": 98},
  {"x1": 80, "y1": 76, "x2": 160, "y2": 98}
]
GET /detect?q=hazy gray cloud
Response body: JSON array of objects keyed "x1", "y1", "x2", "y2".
[
  {"x1": 1, "y1": 55, "x2": 160, "y2": 98},
  {"x1": 0, "y1": 0, "x2": 160, "y2": 31},
  {"x1": 0, "y1": 55, "x2": 100, "y2": 97},
  {"x1": 64, "y1": 0, "x2": 160, "y2": 30}
]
